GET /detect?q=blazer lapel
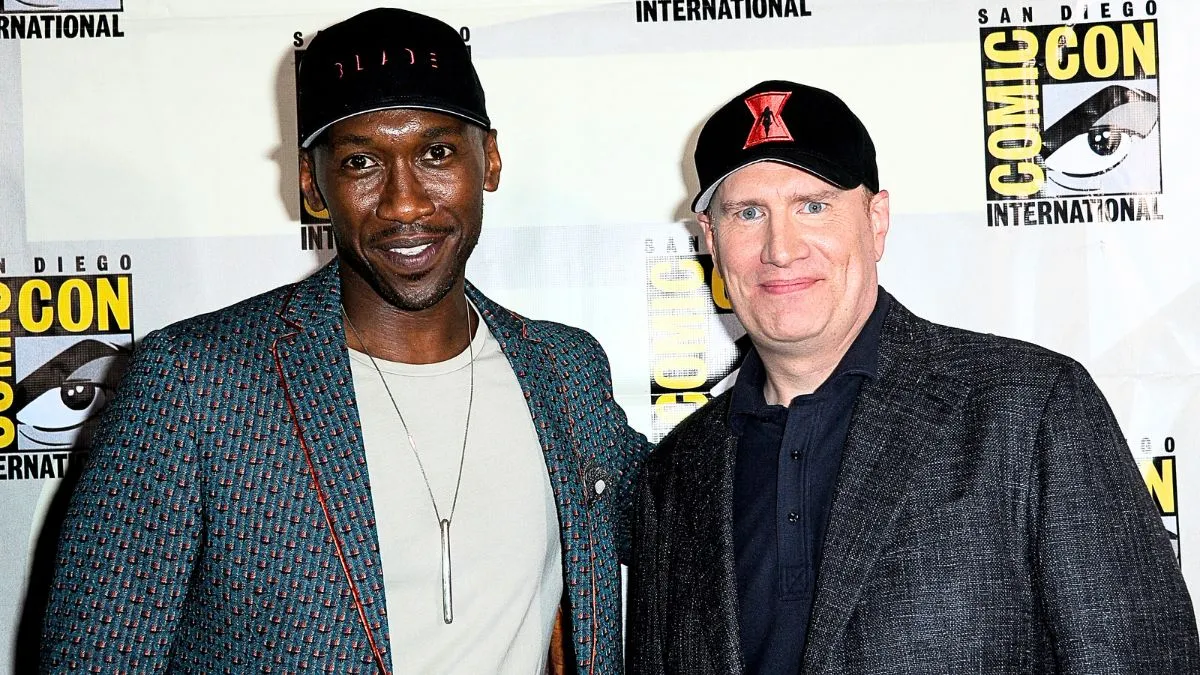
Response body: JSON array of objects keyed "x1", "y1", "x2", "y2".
[
  {"x1": 272, "y1": 261, "x2": 392, "y2": 671},
  {"x1": 802, "y1": 303, "x2": 965, "y2": 674}
]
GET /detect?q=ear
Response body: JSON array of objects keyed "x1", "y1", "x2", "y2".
[
  {"x1": 482, "y1": 129, "x2": 502, "y2": 192},
  {"x1": 697, "y1": 210, "x2": 719, "y2": 264},
  {"x1": 299, "y1": 149, "x2": 328, "y2": 214},
  {"x1": 867, "y1": 189, "x2": 890, "y2": 262}
]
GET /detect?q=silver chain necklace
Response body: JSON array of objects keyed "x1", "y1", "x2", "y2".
[{"x1": 342, "y1": 301, "x2": 475, "y2": 625}]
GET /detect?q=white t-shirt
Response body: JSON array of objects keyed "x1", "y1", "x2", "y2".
[{"x1": 348, "y1": 317, "x2": 564, "y2": 674}]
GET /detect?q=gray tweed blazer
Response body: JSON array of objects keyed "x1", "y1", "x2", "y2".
[{"x1": 627, "y1": 298, "x2": 1198, "y2": 674}]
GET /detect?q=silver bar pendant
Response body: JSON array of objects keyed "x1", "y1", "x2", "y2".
[{"x1": 440, "y1": 518, "x2": 453, "y2": 624}]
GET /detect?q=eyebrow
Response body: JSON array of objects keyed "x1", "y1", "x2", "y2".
[{"x1": 716, "y1": 188, "x2": 841, "y2": 215}]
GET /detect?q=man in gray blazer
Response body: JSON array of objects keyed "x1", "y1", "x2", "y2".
[{"x1": 626, "y1": 80, "x2": 1199, "y2": 674}]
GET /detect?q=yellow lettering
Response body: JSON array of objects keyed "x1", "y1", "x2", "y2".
[
  {"x1": 983, "y1": 29, "x2": 1038, "y2": 63},
  {"x1": 653, "y1": 355, "x2": 707, "y2": 390},
  {"x1": 1140, "y1": 457, "x2": 1176, "y2": 515},
  {"x1": 0, "y1": 282, "x2": 9, "y2": 333},
  {"x1": 989, "y1": 162, "x2": 1044, "y2": 197},
  {"x1": 0, "y1": 380, "x2": 11, "y2": 415},
  {"x1": 96, "y1": 277, "x2": 132, "y2": 332},
  {"x1": 1083, "y1": 25, "x2": 1120, "y2": 78},
  {"x1": 18, "y1": 279, "x2": 53, "y2": 333},
  {"x1": 58, "y1": 278, "x2": 95, "y2": 333},
  {"x1": 650, "y1": 260, "x2": 704, "y2": 293},
  {"x1": 985, "y1": 84, "x2": 1040, "y2": 126},
  {"x1": 653, "y1": 392, "x2": 708, "y2": 427},
  {"x1": 1045, "y1": 26, "x2": 1079, "y2": 80},
  {"x1": 0, "y1": 415, "x2": 12, "y2": 449},
  {"x1": 651, "y1": 315, "x2": 705, "y2": 355},
  {"x1": 987, "y1": 125, "x2": 1042, "y2": 161},
  {"x1": 1123, "y1": 22, "x2": 1156, "y2": 77},
  {"x1": 711, "y1": 268, "x2": 732, "y2": 310}
]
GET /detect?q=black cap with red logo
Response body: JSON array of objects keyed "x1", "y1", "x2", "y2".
[
  {"x1": 297, "y1": 8, "x2": 489, "y2": 148},
  {"x1": 691, "y1": 80, "x2": 879, "y2": 213}
]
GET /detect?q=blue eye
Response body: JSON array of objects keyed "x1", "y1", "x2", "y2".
[
  {"x1": 802, "y1": 202, "x2": 827, "y2": 214},
  {"x1": 738, "y1": 206, "x2": 763, "y2": 220}
]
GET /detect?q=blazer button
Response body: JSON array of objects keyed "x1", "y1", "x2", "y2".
[{"x1": 583, "y1": 462, "x2": 607, "y2": 505}]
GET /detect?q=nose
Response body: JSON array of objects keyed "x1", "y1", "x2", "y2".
[
  {"x1": 376, "y1": 162, "x2": 435, "y2": 224},
  {"x1": 761, "y1": 215, "x2": 810, "y2": 267}
]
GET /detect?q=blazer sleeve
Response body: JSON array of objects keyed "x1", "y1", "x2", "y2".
[
  {"x1": 41, "y1": 330, "x2": 203, "y2": 672},
  {"x1": 581, "y1": 335, "x2": 653, "y2": 562},
  {"x1": 626, "y1": 465, "x2": 666, "y2": 675},
  {"x1": 1033, "y1": 359, "x2": 1200, "y2": 672}
]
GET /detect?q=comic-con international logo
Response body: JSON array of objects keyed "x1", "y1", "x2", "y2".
[
  {"x1": 645, "y1": 234, "x2": 748, "y2": 441},
  {"x1": 0, "y1": 274, "x2": 132, "y2": 480},
  {"x1": 0, "y1": 0, "x2": 124, "y2": 40},
  {"x1": 978, "y1": 7, "x2": 1160, "y2": 226}
]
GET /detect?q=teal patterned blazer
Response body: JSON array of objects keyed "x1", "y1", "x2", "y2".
[{"x1": 41, "y1": 260, "x2": 650, "y2": 674}]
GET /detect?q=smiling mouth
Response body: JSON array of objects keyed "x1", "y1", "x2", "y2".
[{"x1": 391, "y1": 243, "x2": 431, "y2": 257}]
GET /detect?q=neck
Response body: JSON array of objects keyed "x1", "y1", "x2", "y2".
[{"x1": 340, "y1": 269, "x2": 477, "y2": 365}]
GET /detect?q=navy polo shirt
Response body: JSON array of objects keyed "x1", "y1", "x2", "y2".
[{"x1": 729, "y1": 287, "x2": 891, "y2": 674}]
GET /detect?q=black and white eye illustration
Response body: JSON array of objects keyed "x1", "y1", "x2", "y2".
[
  {"x1": 14, "y1": 338, "x2": 131, "y2": 450},
  {"x1": 1041, "y1": 83, "x2": 1160, "y2": 196}
]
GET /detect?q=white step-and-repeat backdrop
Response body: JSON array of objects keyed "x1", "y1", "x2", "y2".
[{"x1": 1, "y1": 0, "x2": 1195, "y2": 668}]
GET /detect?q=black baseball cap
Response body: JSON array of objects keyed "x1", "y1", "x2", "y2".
[
  {"x1": 692, "y1": 80, "x2": 878, "y2": 212},
  {"x1": 297, "y1": 8, "x2": 489, "y2": 148}
]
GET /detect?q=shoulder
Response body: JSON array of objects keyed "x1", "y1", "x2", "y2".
[
  {"x1": 645, "y1": 391, "x2": 733, "y2": 475},
  {"x1": 142, "y1": 281, "x2": 299, "y2": 355},
  {"x1": 886, "y1": 299, "x2": 1082, "y2": 393}
]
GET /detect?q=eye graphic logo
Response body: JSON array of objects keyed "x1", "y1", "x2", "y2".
[
  {"x1": 1040, "y1": 83, "x2": 1159, "y2": 196},
  {"x1": 13, "y1": 337, "x2": 130, "y2": 450},
  {"x1": 744, "y1": 91, "x2": 794, "y2": 149}
]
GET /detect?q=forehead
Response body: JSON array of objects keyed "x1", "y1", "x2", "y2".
[
  {"x1": 320, "y1": 108, "x2": 477, "y2": 146},
  {"x1": 719, "y1": 161, "x2": 841, "y2": 196}
]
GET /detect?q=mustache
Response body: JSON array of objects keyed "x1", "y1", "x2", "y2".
[{"x1": 365, "y1": 223, "x2": 455, "y2": 246}]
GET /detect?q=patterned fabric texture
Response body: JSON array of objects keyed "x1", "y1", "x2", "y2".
[
  {"x1": 627, "y1": 298, "x2": 1200, "y2": 674},
  {"x1": 41, "y1": 260, "x2": 650, "y2": 674}
]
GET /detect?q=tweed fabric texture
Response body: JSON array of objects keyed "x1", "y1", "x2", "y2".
[
  {"x1": 41, "y1": 260, "x2": 649, "y2": 674},
  {"x1": 627, "y1": 298, "x2": 1199, "y2": 674}
]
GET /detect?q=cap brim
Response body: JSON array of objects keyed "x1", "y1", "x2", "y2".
[
  {"x1": 300, "y1": 103, "x2": 490, "y2": 148},
  {"x1": 691, "y1": 156, "x2": 861, "y2": 213}
]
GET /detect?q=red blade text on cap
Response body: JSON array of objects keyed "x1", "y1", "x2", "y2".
[{"x1": 743, "y1": 91, "x2": 794, "y2": 149}]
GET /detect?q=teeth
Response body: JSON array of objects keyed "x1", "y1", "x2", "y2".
[{"x1": 391, "y1": 243, "x2": 431, "y2": 257}]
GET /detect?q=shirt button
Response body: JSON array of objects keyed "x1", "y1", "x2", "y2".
[
  {"x1": 788, "y1": 512, "x2": 799, "y2": 523},
  {"x1": 790, "y1": 450, "x2": 800, "y2": 460}
]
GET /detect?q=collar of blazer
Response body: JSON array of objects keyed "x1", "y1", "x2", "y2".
[
  {"x1": 268, "y1": 258, "x2": 592, "y2": 673},
  {"x1": 661, "y1": 299, "x2": 969, "y2": 674}
]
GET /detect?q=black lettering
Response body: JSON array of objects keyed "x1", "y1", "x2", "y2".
[
  {"x1": 80, "y1": 13, "x2": 94, "y2": 38},
  {"x1": 1101, "y1": 2, "x2": 1111, "y2": 17},
  {"x1": 1054, "y1": 199, "x2": 1069, "y2": 223},
  {"x1": 54, "y1": 453, "x2": 69, "y2": 475},
  {"x1": 687, "y1": 0, "x2": 700, "y2": 20},
  {"x1": 769, "y1": 0, "x2": 782, "y2": 16},
  {"x1": 1061, "y1": 5, "x2": 1073, "y2": 20},
  {"x1": 97, "y1": 255, "x2": 108, "y2": 272},
  {"x1": 63, "y1": 14, "x2": 79, "y2": 38},
  {"x1": 1069, "y1": 200, "x2": 1085, "y2": 223},
  {"x1": 702, "y1": 0, "x2": 716, "y2": 19},
  {"x1": 119, "y1": 254, "x2": 132, "y2": 270},
  {"x1": 798, "y1": 0, "x2": 810, "y2": 16},
  {"x1": 1146, "y1": 1, "x2": 1157, "y2": 16},
  {"x1": 97, "y1": 14, "x2": 111, "y2": 38},
  {"x1": 753, "y1": 0, "x2": 767, "y2": 18},
  {"x1": 674, "y1": 0, "x2": 685, "y2": 21},
  {"x1": 719, "y1": 0, "x2": 732, "y2": 19},
  {"x1": 75, "y1": 256, "x2": 85, "y2": 272},
  {"x1": 1000, "y1": 8, "x2": 1011, "y2": 23},
  {"x1": 0, "y1": 258, "x2": 6, "y2": 274},
  {"x1": 1022, "y1": 7, "x2": 1033, "y2": 21},
  {"x1": 41, "y1": 15, "x2": 53, "y2": 37},
  {"x1": 1037, "y1": 200, "x2": 1052, "y2": 222},
  {"x1": 1136, "y1": 196, "x2": 1151, "y2": 220},
  {"x1": 27, "y1": 15, "x2": 42, "y2": 39},
  {"x1": 978, "y1": 9, "x2": 989, "y2": 24},
  {"x1": 22, "y1": 454, "x2": 36, "y2": 479},
  {"x1": 34, "y1": 257, "x2": 45, "y2": 274},
  {"x1": 0, "y1": 16, "x2": 8, "y2": 40},
  {"x1": 293, "y1": 31, "x2": 304, "y2": 47}
]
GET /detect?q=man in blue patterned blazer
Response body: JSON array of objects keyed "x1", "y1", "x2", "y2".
[
  {"x1": 41, "y1": 8, "x2": 649, "y2": 674},
  {"x1": 626, "y1": 80, "x2": 1199, "y2": 673}
]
